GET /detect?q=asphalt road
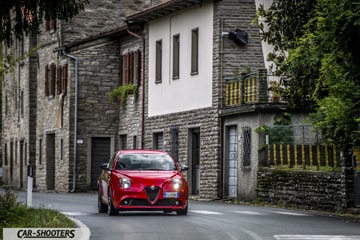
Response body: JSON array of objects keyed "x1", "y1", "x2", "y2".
[{"x1": 14, "y1": 191, "x2": 360, "y2": 240}]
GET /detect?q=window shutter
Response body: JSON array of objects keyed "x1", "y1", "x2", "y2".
[
  {"x1": 62, "y1": 64, "x2": 68, "y2": 94},
  {"x1": 45, "y1": 20, "x2": 50, "y2": 31},
  {"x1": 135, "y1": 50, "x2": 141, "y2": 85},
  {"x1": 51, "y1": 19, "x2": 57, "y2": 30},
  {"x1": 125, "y1": 53, "x2": 129, "y2": 84},
  {"x1": 50, "y1": 63, "x2": 56, "y2": 96},
  {"x1": 119, "y1": 54, "x2": 123, "y2": 86},
  {"x1": 57, "y1": 65, "x2": 62, "y2": 95},
  {"x1": 129, "y1": 52, "x2": 134, "y2": 84},
  {"x1": 45, "y1": 64, "x2": 49, "y2": 96}
]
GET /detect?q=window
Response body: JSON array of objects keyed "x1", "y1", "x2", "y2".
[
  {"x1": 153, "y1": 132, "x2": 164, "y2": 150},
  {"x1": 57, "y1": 63, "x2": 68, "y2": 95},
  {"x1": 4, "y1": 143, "x2": 7, "y2": 166},
  {"x1": 45, "y1": 64, "x2": 49, "y2": 96},
  {"x1": 46, "y1": 63, "x2": 67, "y2": 97},
  {"x1": 20, "y1": 91, "x2": 24, "y2": 118},
  {"x1": 119, "y1": 50, "x2": 141, "y2": 86},
  {"x1": 242, "y1": 126, "x2": 251, "y2": 167},
  {"x1": 45, "y1": 19, "x2": 57, "y2": 32},
  {"x1": 119, "y1": 134, "x2": 127, "y2": 150},
  {"x1": 5, "y1": 95, "x2": 8, "y2": 116},
  {"x1": 18, "y1": 39, "x2": 24, "y2": 60},
  {"x1": 45, "y1": 63, "x2": 56, "y2": 97},
  {"x1": 14, "y1": 89, "x2": 17, "y2": 110},
  {"x1": 39, "y1": 139, "x2": 42, "y2": 165},
  {"x1": 132, "y1": 136, "x2": 137, "y2": 149},
  {"x1": 170, "y1": 126, "x2": 179, "y2": 161},
  {"x1": 155, "y1": 40, "x2": 162, "y2": 83},
  {"x1": 191, "y1": 28, "x2": 199, "y2": 75},
  {"x1": 173, "y1": 34, "x2": 180, "y2": 79},
  {"x1": 60, "y1": 139, "x2": 64, "y2": 161}
]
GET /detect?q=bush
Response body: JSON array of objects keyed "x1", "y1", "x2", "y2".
[{"x1": 0, "y1": 188, "x2": 75, "y2": 239}]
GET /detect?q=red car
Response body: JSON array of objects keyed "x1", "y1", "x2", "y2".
[{"x1": 97, "y1": 149, "x2": 189, "y2": 216}]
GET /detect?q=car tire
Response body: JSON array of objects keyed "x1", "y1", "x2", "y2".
[
  {"x1": 176, "y1": 204, "x2": 188, "y2": 216},
  {"x1": 97, "y1": 189, "x2": 107, "y2": 213},
  {"x1": 107, "y1": 189, "x2": 119, "y2": 216}
]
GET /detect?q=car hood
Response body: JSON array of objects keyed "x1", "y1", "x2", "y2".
[{"x1": 119, "y1": 170, "x2": 181, "y2": 186}]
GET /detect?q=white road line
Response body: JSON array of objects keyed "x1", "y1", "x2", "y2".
[
  {"x1": 190, "y1": 210, "x2": 223, "y2": 215},
  {"x1": 233, "y1": 210, "x2": 264, "y2": 215},
  {"x1": 62, "y1": 211, "x2": 88, "y2": 216},
  {"x1": 274, "y1": 235, "x2": 360, "y2": 240},
  {"x1": 274, "y1": 211, "x2": 311, "y2": 216}
]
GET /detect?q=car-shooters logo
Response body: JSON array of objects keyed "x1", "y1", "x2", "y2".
[{"x1": 3, "y1": 228, "x2": 90, "y2": 240}]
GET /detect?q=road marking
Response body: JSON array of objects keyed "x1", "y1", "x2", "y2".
[
  {"x1": 190, "y1": 210, "x2": 222, "y2": 215},
  {"x1": 274, "y1": 211, "x2": 310, "y2": 216},
  {"x1": 234, "y1": 210, "x2": 264, "y2": 215},
  {"x1": 62, "y1": 211, "x2": 88, "y2": 216},
  {"x1": 274, "y1": 235, "x2": 360, "y2": 240}
]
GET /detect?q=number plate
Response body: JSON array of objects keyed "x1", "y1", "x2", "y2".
[{"x1": 163, "y1": 192, "x2": 179, "y2": 198}]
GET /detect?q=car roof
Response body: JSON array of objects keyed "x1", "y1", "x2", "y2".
[{"x1": 117, "y1": 149, "x2": 168, "y2": 155}]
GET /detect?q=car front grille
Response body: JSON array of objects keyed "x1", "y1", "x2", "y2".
[
  {"x1": 122, "y1": 198, "x2": 181, "y2": 206},
  {"x1": 144, "y1": 186, "x2": 160, "y2": 202}
]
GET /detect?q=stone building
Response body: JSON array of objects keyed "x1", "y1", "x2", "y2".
[
  {"x1": 1, "y1": 0, "x2": 165, "y2": 191},
  {"x1": 2, "y1": 0, "x2": 308, "y2": 200}
]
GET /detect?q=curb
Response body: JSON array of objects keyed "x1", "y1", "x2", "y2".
[{"x1": 67, "y1": 216, "x2": 91, "y2": 240}]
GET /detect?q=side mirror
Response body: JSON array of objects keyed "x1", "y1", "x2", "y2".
[
  {"x1": 180, "y1": 163, "x2": 189, "y2": 172},
  {"x1": 101, "y1": 163, "x2": 110, "y2": 170}
]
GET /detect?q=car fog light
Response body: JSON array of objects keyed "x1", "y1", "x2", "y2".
[{"x1": 123, "y1": 200, "x2": 129, "y2": 205}]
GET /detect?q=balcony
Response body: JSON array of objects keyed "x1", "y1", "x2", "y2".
[{"x1": 220, "y1": 69, "x2": 287, "y2": 116}]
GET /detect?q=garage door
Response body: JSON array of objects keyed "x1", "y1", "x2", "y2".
[{"x1": 91, "y1": 137, "x2": 111, "y2": 189}]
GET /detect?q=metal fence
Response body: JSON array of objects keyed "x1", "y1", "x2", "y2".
[
  {"x1": 266, "y1": 124, "x2": 319, "y2": 145},
  {"x1": 265, "y1": 144, "x2": 340, "y2": 170}
]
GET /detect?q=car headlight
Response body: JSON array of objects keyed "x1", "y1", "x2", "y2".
[
  {"x1": 120, "y1": 178, "x2": 131, "y2": 189},
  {"x1": 172, "y1": 178, "x2": 183, "y2": 190}
]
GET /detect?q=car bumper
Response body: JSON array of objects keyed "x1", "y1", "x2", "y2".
[{"x1": 113, "y1": 189, "x2": 188, "y2": 211}]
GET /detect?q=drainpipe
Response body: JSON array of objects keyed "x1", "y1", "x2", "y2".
[
  {"x1": 126, "y1": 25, "x2": 145, "y2": 149},
  {"x1": 61, "y1": 49, "x2": 78, "y2": 193},
  {"x1": 219, "y1": 18, "x2": 228, "y2": 198}
]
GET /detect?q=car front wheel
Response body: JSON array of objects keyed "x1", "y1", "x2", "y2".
[
  {"x1": 176, "y1": 204, "x2": 188, "y2": 216},
  {"x1": 107, "y1": 189, "x2": 119, "y2": 216}
]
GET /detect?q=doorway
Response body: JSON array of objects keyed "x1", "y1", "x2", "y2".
[
  {"x1": 224, "y1": 125, "x2": 238, "y2": 198},
  {"x1": 91, "y1": 137, "x2": 111, "y2": 189},
  {"x1": 20, "y1": 140, "x2": 24, "y2": 189},
  {"x1": 46, "y1": 134, "x2": 55, "y2": 191},
  {"x1": 189, "y1": 128, "x2": 200, "y2": 195}
]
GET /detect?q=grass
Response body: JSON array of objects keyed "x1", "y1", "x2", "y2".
[{"x1": 0, "y1": 187, "x2": 76, "y2": 240}]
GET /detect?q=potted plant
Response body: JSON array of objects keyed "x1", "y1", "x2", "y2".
[
  {"x1": 108, "y1": 84, "x2": 138, "y2": 105},
  {"x1": 270, "y1": 81, "x2": 282, "y2": 102}
]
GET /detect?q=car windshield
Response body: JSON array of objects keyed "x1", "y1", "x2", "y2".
[{"x1": 115, "y1": 153, "x2": 176, "y2": 171}]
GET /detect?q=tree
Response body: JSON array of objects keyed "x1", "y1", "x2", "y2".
[
  {"x1": 1, "y1": 0, "x2": 89, "y2": 47},
  {"x1": 256, "y1": 0, "x2": 360, "y2": 148}
]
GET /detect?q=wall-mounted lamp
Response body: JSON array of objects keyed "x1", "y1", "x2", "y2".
[{"x1": 228, "y1": 29, "x2": 248, "y2": 45}]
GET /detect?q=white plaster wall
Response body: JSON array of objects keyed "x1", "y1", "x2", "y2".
[
  {"x1": 255, "y1": 0, "x2": 274, "y2": 71},
  {"x1": 148, "y1": 3, "x2": 213, "y2": 116}
]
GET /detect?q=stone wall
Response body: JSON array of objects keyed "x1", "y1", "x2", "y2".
[
  {"x1": 257, "y1": 168, "x2": 355, "y2": 212},
  {"x1": 144, "y1": 107, "x2": 220, "y2": 200}
]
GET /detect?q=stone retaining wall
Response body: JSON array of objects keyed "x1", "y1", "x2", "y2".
[{"x1": 257, "y1": 168, "x2": 355, "y2": 212}]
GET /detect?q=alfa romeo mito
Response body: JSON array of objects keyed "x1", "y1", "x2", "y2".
[{"x1": 97, "y1": 149, "x2": 189, "y2": 216}]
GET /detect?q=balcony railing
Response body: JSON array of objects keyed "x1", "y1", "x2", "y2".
[{"x1": 223, "y1": 69, "x2": 285, "y2": 108}]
